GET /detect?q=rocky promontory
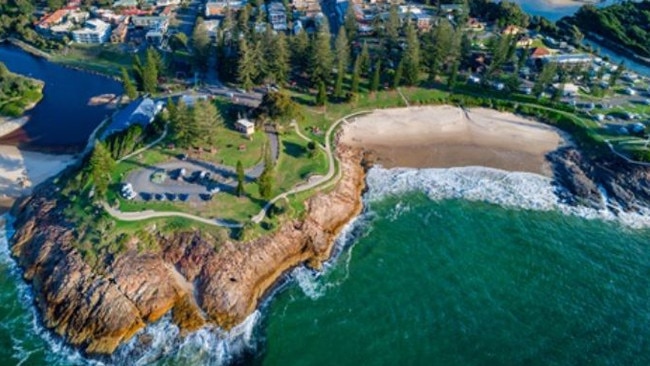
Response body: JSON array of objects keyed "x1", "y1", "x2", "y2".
[{"x1": 9, "y1": 145, "x2": 366, "y2": 355}]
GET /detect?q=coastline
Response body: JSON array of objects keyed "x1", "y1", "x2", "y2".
[{"x1": 7, "y1": 104, "x2": 650, "y2": 360}]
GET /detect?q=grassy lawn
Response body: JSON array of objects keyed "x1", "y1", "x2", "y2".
[
  {"x1": 274, "y1": 132, "x2": 328, "y2": 194},
  {"x1": 50, "y1": 44, "x2": 138, "y2": 76}
]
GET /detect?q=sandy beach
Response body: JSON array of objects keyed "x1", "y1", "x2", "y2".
[
  {"x1": 340, "y1": 105, "x2": 564, "y2": 176},
  {"x1": 0, "y1": 145, "x2": 75, "y2": 214}
]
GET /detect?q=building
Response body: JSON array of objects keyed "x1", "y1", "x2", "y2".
[
  {"x1": 554, "y1": 83, "x2": 580, "y2": 97},
  {"x1": 267, "y1": 2, "x2": 287, "y2": 31},
  {"x1": 415, "y1": 13, "x2": 434, "y2": 31},
  {"x1": 205, "y1": 0, "x2": 246, "y2": 17},
  {"x1": 516, "y1": 36, "x2": 533, "y2": 48},
  {"x1": 72, "y1": 19, "x2": 112, "y2": 44},
  {"x1": 102, "y1": 98, "x2": 165, "y2": 139},
  {"x1": 145, "y1": 18, "x2": 169, "y2": 45},
  {"x1": 113, "y1": 0, "x2": 138, "y2": 7},
  {"x1": 530, "y1": 46, "x2": 551, "y2": 59},
  {"x1": 465, "y1": 17, "x2": 484, "y2": 31},
  {"x1": 36, "y1": 9, "x2": 70, "y2": 32},
  {"x1": 156, "y1": 0, "x2": 181, "y2": 6},
  {"x1": 203, "y1": 19, "x2": 221, "y2": 39},
  {"x1": 235, "y1": 119, "x2": 255, "y2": 136},
  {"x1": 542, "y1": 54, "x2": 592, "y2": 66},
  {"x1": 502, "y1": 25, "x2": 522, "y2": 36},
  {"x1": 131, "y1": 15, "x2": 167, "y2": 27},
  {"x1": 111, "y1": 22, "x2": 128, "y2": 43}
]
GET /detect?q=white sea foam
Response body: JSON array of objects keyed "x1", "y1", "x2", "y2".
[
  {"x1": 365, "y1": 166, "x2": 650, "y2": 229},
  {"x1": 0, "y1": 215, "x2": 102, "y2": 366},
  {"x1": 112, "y1": 310, "x2": 261, "y2": 365}
]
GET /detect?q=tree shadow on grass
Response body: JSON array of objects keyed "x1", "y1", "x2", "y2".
[{"x1": 282, "y1": 141, "x2": 305, "y2": 158}]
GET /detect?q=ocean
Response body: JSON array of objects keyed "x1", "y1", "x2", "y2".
[{"x1": 2, "y1": 166, "x2": 650, "y2": 365}]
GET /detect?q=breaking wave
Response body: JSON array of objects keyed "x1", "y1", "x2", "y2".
[{"x1": 364, "y1": 166, "x2": 650, "y2": 229}]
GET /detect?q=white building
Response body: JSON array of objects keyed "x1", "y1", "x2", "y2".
[{"x1": 72, "y1": 19, "x2": 112, "y2": 44}]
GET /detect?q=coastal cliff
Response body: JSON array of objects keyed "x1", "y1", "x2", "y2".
[{"x1": 9, "y1": 145, "x2": 366, "y2": 355}]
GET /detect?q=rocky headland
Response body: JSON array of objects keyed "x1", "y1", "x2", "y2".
[
  {"x1": 7, "y1": 106, "x2": 650, "y2": 359},
  {"x1": 9, "y1": 144, "x2": 366, "y2": 356}
]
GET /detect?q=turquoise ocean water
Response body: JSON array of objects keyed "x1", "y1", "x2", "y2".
[{"x1": 1, "y1": 166, "x2": 650, "y2": 365}]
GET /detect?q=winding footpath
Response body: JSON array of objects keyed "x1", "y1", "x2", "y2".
[{"x1": 103, "y1": 109, "x2": 372, "y2": 227}]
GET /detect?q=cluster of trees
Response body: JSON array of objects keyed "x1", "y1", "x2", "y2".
[
  {"x1": 572, "y1": 2, "x2": 650, "y2": 57},
  {"x1": 104, "y1": 124, "x2": 146, "y2": 160},
  {"x1": 166, "y1": 98, "x2": 224, "y2": 148},
  {"x1": 87, "y1": 141, "x2": 115, "y2": 200},
  {"x1": 128, "y1": 48, "x2": 165, "y2": 94},
  {"x1": 256, "y1": 90, "x2": 299, "y2": 122},
  {"x1": 0, "y1": 61, "x2": 43, "y2": 117}
]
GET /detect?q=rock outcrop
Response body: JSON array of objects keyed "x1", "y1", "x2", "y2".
[
  {"x1": 10, "y1": 145, "x2": 366, "y2": 355},
  {"x1": 547, "y1": 146, "x2": 650, "y2": 211}
]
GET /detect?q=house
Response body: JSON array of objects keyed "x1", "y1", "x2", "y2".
[
  {"x1": 553, "y1": 83, "x2": 580, "y2": 97},
  {"x1": 145, "y1": 18, "x2": 169, "y2": 45},
  {"x1": 36, "y1": 9, "x2": 70, "y2": 32},
  {"x1": 112, "y1": 0, "x2": 139, "y2": 7},
  {"x1": 203, "y1": 19, "x2": 221, "y2": 39},
  {"x1": 131, "y1": 15, "x2": 167, "y2": 28},
  {"x1": 72, "y1": 19, "x2": 112, "y2": 44},
  {"x1": 529, "y1": 47, "x2": 550, "y2": 59},
  {"x1": 235, "y1": 119, "x2": 255, "y2": 136},
  {"x1": 440, "y1": 4, "x2": 463, "y2": 13},
  {"x1": 111, "y1": 21, "x2": 128, "y2": 43},
  {"x1": 542, "y1": 54, "x2": 592, "y2": 66},
  {"x1": 415, "y1": 13, "x2": 434, "y2": 31},
  {"x1": 516, "y1": 36, "x2": 533, "y2": 48},
  {"x1": 267, "y1": 2, "x2": 287, "y2": 31},
  {"x1": 205, "y1": 0, "x2": 246, "y2": 17},
  {"x1": 465, "y1": 17, "x2": 484, "y2": 31},
  {"x1": 502, "y1": 25, "x2": 522, "y2": 36},
  {"x1": 156, "y1": 0, "x2": 180, "y2": 6},
  {"x1": 102, "y1": 98, "x2": 165, "y2": 139}
]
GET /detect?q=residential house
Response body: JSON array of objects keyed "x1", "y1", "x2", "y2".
[
  {"x1": 110, "y1": 21, "x2": 129, "y2": 43},
  {"x1": 36, "y1": 9, "x2": 70, "y2": 35},
  {"x1": 554, "y1": 83, "x2": 580, "y2": 97},
  {"x1": 145, "y1": 18, "x2": 169, "y2": 45},
  {"x1": 502, "y1": 25, "x2": 522, "y2": 36},
  {"x1": 516, "y1": 36, "x2": 533, "y2": 48},
  {"x1": 156, "y1": 0, "x2": 181, "y2": 6},
  {"x1": 267, "y1": 2, "x2": 287, "y2": 31},
  {"x1": 465, "y1": 17, "x2": 484, "y2": 31},
  {"x1": 132, "y1": 15, "x2": 168, "y2": 27},
  {"x1": 72, "y1": 19, "x2": 112, "y2": 44},
  {"x1": 205, "y1": 0, "x2": 246, "y2": 17},
  {"x1": 529, "y1": 46, "x2": 550, "y2": 59}
]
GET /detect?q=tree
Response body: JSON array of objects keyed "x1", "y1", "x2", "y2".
[
  {"x1": 236, "y1": 160, "x2": 245, "y2": 197},
  {"x1": 358, "y1": 42, "x2": 370, "y2": 76},
  {"x1": 609, "y1": 61, "x2": 625, "y2": 87},
  {"x1": 237, "y1": 38, "x2": 257, "y2": 91},
  {"x1": 448, "y1": 61, "x2": 459, "y2": 90},
  {"x1": 350, "y1": 57, "x2": 361, "y2": 94},
  {"x1": 393, "y1": 59, "x2": 404, "y2": 89},
  {"x1": 309, "y1": 19, "x2": 334, "y2": 86},
  {"x1": 88, "y1": 142, "x2": 115, "y2": 200},
  {"x1": 120, "y1": 67, "x2": 137, "y2": 100},
  {"x1": 269, "y1": 32, "x2": 290, "y2": 85},
  {"x1": 141, "y1": 48, "x2": 161, "y2": 94},
  {"x1": 192, "y1": 99, "x2": 223, "y2": 146},
  {"x1": 257, "y1": 91, "x2": 299, "y2": 121},
  {"x1": 47, "y1": 0, "x2": 65, "y2": 10},
  {"x1": 334, "y1": 67, "x2": 345, "y2": 98},
  {"x1": 257, "y1": 144, "x2": 274, "y2": 200},
  {"x1": 344, "y1": 2, "x2": 357, "y2": 41},
  {"x1": 334, "y1": 26, "x2": 350, "y2": 71},
  {"x1": 385, "y1": 4, "x2": 400, "y2": 51},
  {"x1": 402, "y1": 22, "x2": 420, "y2": 86},
  {"x1": 533, "y1": 62, "x2": 558, "y2": 96},
  {"x1": 424, "y1": 19, "x2": 458, "y2": 82},
  {"x1": 291, "y1": 30, "x2": 310, "y2": 75},
  {"x1": 192, "y1": 18, "x2": 211, "y2": 70},
  {"x1": 370, "y1": 60, "x2": 381, "y2": 92},
  {"x1": 316, "y1": 81, "x2": 327, "y2": 106},
  {"x1": 169, "y1": 32, "x2": 188, "y2": 52}
]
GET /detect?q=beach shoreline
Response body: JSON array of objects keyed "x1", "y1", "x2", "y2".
[{"x1": 340, "y1": 105, "x2": 565, "y2": 176}]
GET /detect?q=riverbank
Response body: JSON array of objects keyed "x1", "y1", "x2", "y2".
[{"x1": 340, "y1": 106, "x2": 564, "y2": 176}]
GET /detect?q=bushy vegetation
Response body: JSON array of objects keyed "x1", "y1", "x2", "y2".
[
  {"x1": 0, "y1": 61, "x2": 43, "y2": 117},
  {"x1": 571, "y1": 1, "x2": 650, "y2": 57}
]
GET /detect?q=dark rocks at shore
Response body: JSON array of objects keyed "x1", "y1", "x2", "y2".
[{"x1": 548, "y1": 146, "x2": 650, "y2": 212}]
